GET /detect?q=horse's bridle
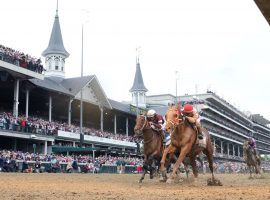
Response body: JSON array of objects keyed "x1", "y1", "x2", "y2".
[
  {"x1": 135, "y1": 116, "x2": 155, "y2": 145},
  {"x1": 166, "y1": 109, "x2": 183, "y2": 134},
  {"x1": 136, "y1": 115, "x2": 148, "y2": 137}
]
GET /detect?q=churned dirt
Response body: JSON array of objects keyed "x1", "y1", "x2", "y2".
[{"x1": 0, "y1": 173, "x2": 269, "y2": 200}]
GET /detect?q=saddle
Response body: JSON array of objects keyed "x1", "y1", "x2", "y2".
[
  {"x1": 149, "y1": 125, "x2": 165, "y2": 148},
  {"x1": 185, "y1": 118, "x2": 202, "y2": 142}
]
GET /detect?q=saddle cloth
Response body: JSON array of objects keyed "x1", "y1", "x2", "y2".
[{"x1": 165, "y1": 135, "x2": 171, "y2": 146}]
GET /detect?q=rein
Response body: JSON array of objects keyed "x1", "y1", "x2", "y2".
[
  {"x1": 137, "y1": 116, "x2": 156, "y2": 145},
  {"x1": 139, "y1": 116, "x2": 147, "y2": 131},
  {"x1": 166, "y1": 109, "x2": 185, "y2": 135},
  {"x1": 136, "y1": 116, "x2": 148, "y2": 137}
]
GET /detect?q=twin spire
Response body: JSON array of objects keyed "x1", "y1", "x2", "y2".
[
  {"x1": 129, "y1": 58, "x2": 148, "y2": 92},
  {"x1": 42, "y1": 0, "x2": 69, "y2": 57},
  {"x1": 42, "y1": 1, "x2": 148, "y2": 106}
]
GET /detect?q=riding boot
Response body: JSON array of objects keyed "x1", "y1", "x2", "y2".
[
  {"x1": 195, "y1": 121, "x2": 203, "y2": 140},
  {"x1": 160, "y1": 130, "x2": 165, "y2": 144}
]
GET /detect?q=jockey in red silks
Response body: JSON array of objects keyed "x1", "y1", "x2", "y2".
[
  {"x1": 182, "y1": 104, "x2": 203, "y2": 139},
  {"x1": 146, "y1": 109, "x2": 165, "y2": 136}
]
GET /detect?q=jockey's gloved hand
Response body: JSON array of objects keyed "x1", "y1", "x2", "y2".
[{"x1": 151, "y1": 124, "x2": 155, "y2": 129}]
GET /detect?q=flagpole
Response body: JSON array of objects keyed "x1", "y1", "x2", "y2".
[{"x1": 79, "y1": 23, "x2": 84, "y2": 147}]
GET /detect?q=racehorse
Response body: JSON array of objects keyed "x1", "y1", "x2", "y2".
[
  {"x1": 243, "y1": 141, "x2": 261, "y2": 178},
  {"x1": 160, "y1": 105, "x2": 221, "y2": 185},
  {"x1": 134, "y1": 114, "x2": 164, "y2": 183}
]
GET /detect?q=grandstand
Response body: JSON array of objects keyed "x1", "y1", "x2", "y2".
[
  {"x1": 147, "y1": 92, "x2": 270, "y2": 160},
  {"x1": 0, "y1": 5, "x2": 138, "y2": 157},
  {"x1": 1, "y1": 1, "x2": 270, "y2": 165}
]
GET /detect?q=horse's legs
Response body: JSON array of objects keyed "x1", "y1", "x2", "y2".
[
  {"x1": 149, "y1": 156, "x2": 155, "y2": 179},
  {"x1": 160, "y1": 145, "x2": 171, "y2": 172},
  {"x1": 139, "y1": 164, "x2": 148, "y2": 183},
  {"x1": 255, "y1": 163, "x2": 260, "y2": 175},
  {"x1": 139, "y1": 156, "x2": 148, "y2": 183},
  {"x1": 168, "y1": 145, "x2": 190, "y2": 182},
  {"x1": 203, "y1": 146, "x2": 215, "y2": 180},
  {"x1": 249, "y1": 165, "x2": 253, "y2": 179},
  {"x1": 160, "y1": 145, "x2": 175, "y2": 182},
  {"x1": 190, "y1": 156, "x2": 198, "y2": 178},
  {"x1": 184, "y1": 163, "x2": 189, "y2": 179}
]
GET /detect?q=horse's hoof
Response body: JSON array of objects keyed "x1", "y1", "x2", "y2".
[
  {"x1": 166, "y1": 178, "x2": 173, "y2": 184},
  {"x1": 207, "y1": 178, "x2": 223, "y2": 186},
  {"x1": 138, "y1": 179, "x2": 143, "y2": 183},
  {"x1": 159, "y1": 176, "x2": 167, "y2": 182},
  {"x1": 150, "y1": 175, "x2": 154, "y2": 179}
]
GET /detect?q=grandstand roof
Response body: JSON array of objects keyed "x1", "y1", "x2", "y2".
[
  {"x1": 108, "y1": 99, "x2": 132, "y2": 114},
  {"x1": 42, "y1": 10, "x2": 69, "y2": 57},
  {"x1": 29, "y1": 77, "x2": 73, "y2": 96},
  {"x1": 129, "y1": 61, "x2": 148, "y2": 92},
  {"x1": 254, "y1": 0, "x2": 270, "y2": 26},
  {"x1": 29, "y1": 75, "x2": 113, "y2": 109},
  {"x1": 61, "y1": 76, "x2": 94, "y2": 95}
]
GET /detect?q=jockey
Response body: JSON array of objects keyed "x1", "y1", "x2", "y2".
[
  {"x1": 182, "y1": 104, "x2": 203, "y2": 140},
  {"x1": 248, "y1": 137, "x2": 259, "y2": 159},
  {"x1": 146, "y1": 109, "x2": 165, "y2": 135}
]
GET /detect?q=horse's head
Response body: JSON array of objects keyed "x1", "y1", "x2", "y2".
[
  {"x1": 134, "y1": 114, "x2": 148, "y2": 137},
  {"x1": 165, "y1": 105, "x2": 182, "y2": 133}
]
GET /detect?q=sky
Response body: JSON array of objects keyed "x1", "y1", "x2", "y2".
[{"x1": 1, "y1": 0, "x2": 270, "y2": 120}]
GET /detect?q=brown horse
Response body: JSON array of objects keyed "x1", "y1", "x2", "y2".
[
  {"x1": 160, "y1": 105, "x2": 221, "y2": 185},
  {"x1": 243, "y1": 141, "x2": 261, "y2": 178},
  {"x1": 134, "y1": 114, "x2": 163, "y2": 183}
]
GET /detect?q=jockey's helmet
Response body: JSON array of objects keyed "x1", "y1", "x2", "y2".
[
  {"x1": 147, "y1": 109, "x2": 156, "y2": 118},
  {"x1": 183, "y1": 104, "x2": 194, "y2": 113}
]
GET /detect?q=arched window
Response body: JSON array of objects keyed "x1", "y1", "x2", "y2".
[{"x1": 55, "y1": 56, "x2": 60, "y2": 70}]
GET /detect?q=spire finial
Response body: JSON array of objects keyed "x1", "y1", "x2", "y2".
[
  {"x1": 136, "y1": 46, "x2": 141, "y2": 64},
  {"x1": 56, "y1": 0, "x2": 59, "y2": 16}
]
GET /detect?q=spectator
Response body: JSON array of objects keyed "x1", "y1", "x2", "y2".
[{"x1": 0, "y1": 44, "x2": 44, "y2": 74}]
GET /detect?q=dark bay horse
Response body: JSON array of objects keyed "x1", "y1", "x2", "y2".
[
  {"x1": 243, "y1": 141, "x2": 261, "y2": 178},
  {"x1": 160, "y1": 105, "x2": 221, "y2": 185},
  {"x1": 134, "y1": 114, "x2": 163, "y2": 183}
]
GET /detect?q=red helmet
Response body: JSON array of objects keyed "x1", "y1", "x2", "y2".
[{"x1": 183, "y1": 104, "x2": 193, "y2": 113}]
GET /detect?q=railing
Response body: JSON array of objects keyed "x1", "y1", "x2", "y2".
[
  {"x1": 0, "y1": 51, "x2": 44, "y2": 74},
  {"x1": 0, "y1": 160, "x2": 137, "y2": 174}
]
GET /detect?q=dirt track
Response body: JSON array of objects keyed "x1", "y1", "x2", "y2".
[{"x1": 0, "y1": 173, "x2": 269, "y2": 200}]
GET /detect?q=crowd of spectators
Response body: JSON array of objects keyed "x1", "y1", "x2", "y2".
[
  {"x1": 197, "y1": 159, "x2": 270, "y2": 174},
  {"x1": 0, "y1": 44, "x2": 44, "y2": 74},
  {"x1": 0, "y1": 149, "x2": 143, "y2": 173},
  {"x1": 0, "y1": 112, "x2": 136, "y2": 143},
  {"x1": 2, "y1": 149, "x2": 269, "y2": 174}
]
